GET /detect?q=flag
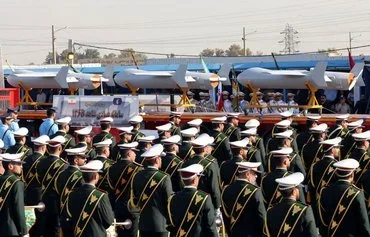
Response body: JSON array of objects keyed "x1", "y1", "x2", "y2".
[
  {"x1": 348, "y1": 48, "x2": 355, "y2": 69},
  {"x1": 217, "y1": 83, "x2": 224, "y2": 112},
  {"x1": 200, "y1": 56, "x2": 210, "y2": 73}
]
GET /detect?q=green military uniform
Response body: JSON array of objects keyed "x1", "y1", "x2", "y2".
[
  {"x1": 160, "y1": 152, "x2": 183, "y2": 192},
  {"x1": 179, "y1": 141, "x2": 194, "y2": 161},
  {"x1": 111, "y1": 141, "x2": 126, "y2": 162},
  {"x1": 74, "y1": 142, "x2": 96, "y2": 161},
  {"x1": 341, "y1": 131, "x2": 357, "y2": 159},
  {"x1": 170, "y1": 122, "x2": 181, "y2": 137},
  {"x1": 359, "y1": 169, "x2": 370, "y2": 219},
  {"x1": 255, "y1": 136, "x2": 266, "y2": 160},
  {"x1": 222, "y1": 179, "x2": 266, "y2": 237},
  {"x1": 183, "y1": 154, "x2": 221, "y2": 209},
  {"x1": 54, "y1": 165, "x2": 83, "y2": 236},
  {"x1": 267, "y1": 151, "x2": 306, "y2": 177},
  {"x1": 247, "y1": 146, "x2": 265, "y2": 173},
  {"x1": 168, "y1": 187, "x2": 218, "y2": 237},
  {"x1": 319, "y1": 180, "x2": 370, "y2": 237},
  {"x1": 94, "y1": 155, "x2": 115, "y2": 192},
  {"x1": 131, "y1": 129, "x2": 145, "y2": 142},
  {"x1": 136, "y1": 148, "x2": 149, "y2": 165},
  {"x1": 327, "y1": 125, "x2": 348, "y2": 140},
  {"x1": 209, "y1": 130, "x2": 232, "y2": 164},
  {"x1": 67, "y1": 183, "x2": 115, "y2": 237},
  {"x1": 220, "y1": 155, "x2": 243, "y2": 188},
  {"x1": 130, "y1": 167, "x2": 173, "y2": 237},
  {"x1": 224, "y1": 123, "x2": 241, "y2": 142},
  {"x1": 51, "y1": 131, "x2": 77, "y2": 157},
  {"x1": 92, "y1": 131, "x2": 116, "y2": 147},
  {"x1": 107, "y1": 158, "x2": 142, "y2": 237},
  {"x1": 6, "y1": 142, "x2": 32, "y2": 159},
  {"x1": 301, "y1": 139, "x2": 324, "y2": 172},
  {"x1": 265, "y1": 198, "x2": 318, "y2": 237},
  {"x1": 296, "y1": 131, "x2": 313, "y2": 151},
  {"x1": 349, "y1": 147, "x2": 370, "y2": 185},
  {"x1": 36, "y1": 154, "x2": 68, "y2": 236},
  {"x1": 265, "y1": 126, "x2": 299, "y2": 154},
  {"x1": 0, "y1": 170, "x2": 27, "y2": 236}
]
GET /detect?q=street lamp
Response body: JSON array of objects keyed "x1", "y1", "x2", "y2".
[{"x1": 52, "y1": 25, "x2": 68, "y2": 64}]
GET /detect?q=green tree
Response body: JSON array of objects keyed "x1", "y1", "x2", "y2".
[
  {"x1": 84, "y1": 49, "x2": 100, "y2": 59},
  {"x1": 225, "y1": 44, "x2": 244, "y2": 56},
  {"x1": 214, "y1": 48, "x2": 225, "y2": 56},
  {"x1": 200, "y1": 48, "x2": 215, "y2": 56}
]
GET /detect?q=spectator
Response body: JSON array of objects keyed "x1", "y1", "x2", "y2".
[
  {"x1": 354, "y1": 94, "x2": 368, "y2": 114},
  {"x1": 319, "y1": 94, "x2": 333, "y2": 114},
  {"x1": 36, "y1": 89, "x2": 46, "y2": 103},
  {"x1": 335, "y1": 96, "x2": 351, "y2": 114}
]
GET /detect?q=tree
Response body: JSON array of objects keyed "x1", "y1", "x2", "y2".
[
  {"x1": 214, "y1": 48, "x2": 225, "y2": 56},
  {"x1": 84, "y1": 49, "x2": 100, "y2": 59},
  {"x1": 103, "y1": 53, "x2": 117, "y2": 59},
  {"x1": 200, "y1": 48, "x2": 215, "y2": 56},
  {"x1": 44, "y1": 52, "x2": 56, "y2": 64},
  {"x1": 225, "y1": 44, "x2": 244, "y2": 56}
]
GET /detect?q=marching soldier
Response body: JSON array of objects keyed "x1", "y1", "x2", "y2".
[
  {"x1": 154, "y1": 123, "x2": 173, "y2": 144},
  {"x1": 0, "y1": 152, "x2": 27, "y2": 237},
  {"x1": 296, "y1": 115, "x2": 320, "y2": 151},
  {"x1": 51, "y1": 116, "x2": 76, "y2": 157},
  {"x1": 222, "y1": 161, "x2": 266, "y2": 237},
  {"x1": 264, "y1": 172, "x2": 318, "y2": 237},
  {"x1": 66, "y1": 160, "x2": 115, "y2": 237},
  {"x1": 6, "y1": 127, "x2": 32, "y2": 159},
  {"x1": 350, "y1": 131, "x2": 370, "y2": 185},
  {"x1": 39, "y1": 107, "x2": 58, "y2": 136},
  {"x1": 178, "y1": 127, "x2": 198, "y2": 161},
  {"x1": 0, "y1": 113, "x2": 16, "y2": 150},
  {"x1": 136, "y1": 135, "x2": 155, "y2": 164},
  {"x1": 261, "y1": 147, "x2": 306, "y2": 208},
  {"x1": 318, "y1": 159, "x2": 370, "y2": 237},
  {"x1": 107, "y1": 142, "x2": 142, "y2": 237},
  {"x1": 161, "y1": 135, "x2": 183, "y2": 192},
  {"x1": 130, "y1": 144, "x2": 173, "y2": 237},
  {"x1": 55, "y1": 147, "x2": 86, "y2": 236},
  {"x1": 224, "y1": 113, "x2": 241, "y2": 142},
  {"x1": 36, "y1": 135, "x2": 68, "y2": 237},
  {"x1": 7, "y1": 107, "x2": 20, "y2": 132},
  {"x1": 327, "y1": 114, "x2": 349, "y2": 139},
  {"x1": 245, "y1": 119, "x2": 266, "y2": 159},
  {"x1": 111, "y1": 126, "x2": 134, "y2": 161},
  {"x1": 265, "y1": 119, "x2": 292, "y2": 154},
  {"x1": 93, "y1": 139, "x2": 115, "y2": 192},
  {"x1": 220, "y1": 138, "x2": 250, "y2": 188},
  {"x1": 169, "y1": 112, "x2": 182, "y2": 137},
  {"x1": 23, "y1": 135, "x2": 49, "y2": 237},
  {"x1": 74, "y1": 126, "x2": 96, "y2": 161},
  {"x1": 168, "y1": 164, "x2": 218, "y2": 237},
  {"x1": 187, "y1": 118, "x2": 203, "y2": 133},
  {"x1": 301, "y1": 123, "x2": 327, "y2": 172},
  {"x1": 129, "y1": 115, "x2": 145, "y2": 142},
  {"x1": 341, "y1": 119, "x2": 364, "y2": 160},
  {"x1": 92, "y1": 117, "x2": 116, "y2": 146},
  {"x1": 209, "y1": 116, "x2": 232, "y2": 164},
  {"x1": 241, "y1": 127, "x2": 265, "y2": 170}
]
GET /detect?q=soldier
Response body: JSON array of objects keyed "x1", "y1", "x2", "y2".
[
  {"x1": 238, "y1": 91, "x2": 249, "y2": 112},
  {"x1": 264, "y1": 172, "x2": 318, "y2": 237},
  {"x1": 265, "y1": 119, "x2": 291, "y2": 154},
  {"x1": 296, "y1": 115, "x2": 321, "y2": 151},
  {"x1": 92, "y1": 117, "x2": 116, "y2": 146},
  {"x1": 261, "y1": 147, "x2": 306, "y2": 208},
  {"x1": 187, "y1": 118, "x2": 204, "y2": 134},
  {"x1": 6, "y1": 127, "x2": 32, "y2": 159},
  {"x1": 327, "y1": 114, "x2": 349, "y2": 139},
  {"x1": 203, "y1": 92, "x2": 216, "y2": 112},
  {"x1": 0, "y1": 139, "x2": 4, "y2": 175},
  {"x1": 136, "y1": 135, "x2": 155, "y2": 164},
  {"x1": 301, "y1": 123, "x2": 328, "y2": 172},
  {"x1": 67, "y1": 160, "x2": 115, "y2": 237},
  {"x1": 130, "y1": 144, "x2": 173, "y2": 237},
  {"x1": 222, "y1": 161, "x2": 266, "y2": 237},
  {"x1": 161, "y1": 135, "x2": 183, "y2": 192},
  {"x1": 185, "y1": 91, "x2": 199, "y2": 112},
  {"x1": 241, "y1": 128, "x2": 265, "y2": 170},
  {"x1": 93, "y1": 139, "x2": 115, "y2": 192},
  {"x1": 129, "y1": 115, "x2": 145, "y2": 142},
  {"x1": 178, "y1": 127, "x2": 198, "y2": 161},
  {"x1": 7, "y1": 107, "x2": 20, "y2": 132},
  {"x1": 350, "y1": 131, "x2": 370, "y2": 185},
  {"x1": 107, "y1": 142, "x2": 142, "y2": 237},
  {"x1": 250, "y1": 92, "x2": 268, "y2": 114},
  {"x1": 198, "y1": 92, "x2": 206, "y2": 111},
  {"x1": 39, "y1": 107, "x2": 58, "y2": 136},
  {"x1": 168, "y1": 164, "x2": 218, "y2": 237},
  {"x1": 55, "y1": 146, "x2": 86, "y2": 236},
  {"x1": 154, "y1": 123, "x2": 173, "y2": 144},
  {"x1": 222, "y1": 91, "x2": 233, "y2": 112},
  {"x1": 287, "y1": 93, "x2": 300, "y2": 114},
  {"x1": 23, "y1": 135, "x2": 49, "y2": 237},
  {"x1": 74, "y1": 126, "x2": 96, "y2": 161},
  {"x1": 51, "y1": 116, "x2": 76, "y2": 157},
  {"x1": 224, "y1": 113, "x2": 241, "y2": 142},
  {"x1": 36, "y1": 135, "x2": 68, "y2": 237},
  {"x1": 267, "y1": 92, "x2": 277, "y2": 113},
  {"x1": 342, "y1": 119, "x2": 364, "y2": 160},
  {"x1": 245, "y1": 119, "x2": 266, "y2": 159},
  {"x1": 0, "y1": 152, "x2": 27, "y2": 236},
  {"x1": 0, "y1": 113, "x2": 15, "y2": 150},
  {"x1": 209, "y1": 116, "x2": 232, "y2": 164},
  {"x1": 169, "y1": 112, "x2": 182, "y2": 137},
  {"x1": 318, "y1": 159, "x2": 370, "y2": 236},
  {"x1": 220, "y1": 138, "x2": 250, "y2": 188},
  {"x1": 274, "y1": 92, "x2": 288, "y2": 112},
  {"x1": 111, "y1": 126, "x2": 134, "y2": 161}
]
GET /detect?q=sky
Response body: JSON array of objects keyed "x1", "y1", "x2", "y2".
[{"x1": 1, "y1": 0, "x2": 370, "y2": 65}]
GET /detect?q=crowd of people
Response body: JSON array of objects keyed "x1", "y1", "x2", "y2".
[{"x1": 1, "y1": 107, "x2": 370, "y2": 236}]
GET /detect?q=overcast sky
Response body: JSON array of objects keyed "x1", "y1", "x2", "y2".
[{"x1": 1, "y1": 0, "x2": 369, "y2": 65}]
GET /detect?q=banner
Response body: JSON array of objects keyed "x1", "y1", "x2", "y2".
[{"x1": 53, "y1": 95, "x2": 139, "y2": 126}]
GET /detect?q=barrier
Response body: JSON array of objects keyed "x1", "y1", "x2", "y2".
[{"x1": 0, "y1": 88, "x2": 20, "y2": 110}]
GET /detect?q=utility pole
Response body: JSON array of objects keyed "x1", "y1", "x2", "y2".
[
  {"x1": 349, "y1": 32, "x2": 352, "y2": 53},
  {"x1": 52, "y1": 25, "x2": 56, "y2": 64},
  {"x1": 242, "y1": 27, "x2": 246, "y2": 56},
  {"x1": 279, "y1": 24, "x2": 300, "y2": 54}
]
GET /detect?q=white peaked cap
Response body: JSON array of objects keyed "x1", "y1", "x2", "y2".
[
  {"x1": 352, "y1": 131, "x2": 370, "y2": 141},
  {"x1": 0, "y1": 139, "x2": 4, "y2": 149},
  {"x1": 306, "y1": 114, "x2": 321, "y2": 121},
  {"x1": 178, "y1": 164, "x2": 204, "y2": 180},
  {"x1": 275, "y1": 120, "x2": 291, "y2": 128},
  {"x1": 55, "y1": 116, "x2": 71, "y2": 125},
  {"x1": 65, "y1": 146, "x2": 88, "y2": 156},
  {"x1": 32, "y1": 135, "x2": 50, "y2": 145},
  {"x1": 336, "y1": 114, "x2": 350, "y2": 120},
  {"x1": 270, "y1": 147, "x2": 293, "y2": 157},
  {"x1": 13, "y1": 127, "x2": 29, "y2": 137},
  {"x1": 0, "y1": 152, "x2": 25, "y2": 163},
  {"x1": 274, "y1": 130, "x2": 293, "y2": 139},
  {"x1": 118, "y1": 142, "x2": 139, "y2": 150},
  {"x1": 348, "y1": 119, "x2": 364, "y2": 128},
  {"x1": 236, "y1": 161, "x2": 261, "y2": 173},
  {"x1": 227, "y1": 113, "x2": 241, "y2": 118},
  {"x1": 99, "y1": 117, "x2": 114, "y2": 123},
  {"x1": 280, "y1": 111, "x2": 293, "y2": 118},
  {"x1": 230, "y1": 138, "x2": 250, "y2": 149},
  {"x1": 211, "y1": 116, "x2": 227, "y2": 124},
  {"x1": 333, "y1": 158, "x2": 359, "y2": 177},
  {"x1": 187, "y1": 118, "x2": 203, "y2": 126},
  {"x1": 181, "y1": 127, "x2": 199, "y2": 137},
  {"x1": 276, "y1": 172, "x2": 304, "y2": 190},
  {"x1": 156, "y1": 123, "x2": 172, "y2": 132},
  {"x1": 93, "y1": 139, "x2": 113, "y2": 148},
  {"x1": 80, "y1": 160, "x2": 103, "y2": 173},
  {"x1": 141, "y1": 144, "x2": 165, "y2": 158},
  {"x1": 117, "y1": 126, "x2": 134, "y2": 134},
  {"x1": 222, "y1": 91, "x2": 229, "y2": 95},
  {"x1": 75, "y1": 126, "x2": 93, "y2": 135},
  {"x1": 309, "y1": 123, "x2": 328, "y2": 133},
  {"x1": 193, "y1": 133, "x2": 214, "y2": 147},
  {"x1": 129, "y1": 115, "x2": 143, "y2": 124},
  {"x1": 320, "y1": 137, "x2": 342, "y2": 152},
  {"x1": 162, "y1": 135, "x2": 181, "y2": 144},
  {"x1": 137, "y1": 135, "x2": 156, "y2": 143},
  {"x1": 241, "y1": 128, "x2": 258, "y2": 136},
  {"x1": 47, "y1": 136, "x2": 66, "y2": 147},
  {"x1": 169, "y1": 112, "x2": 183, "y2": 118},
  {"x1": 245, "y1": 119, "x2": 260, "y2": 128}
]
